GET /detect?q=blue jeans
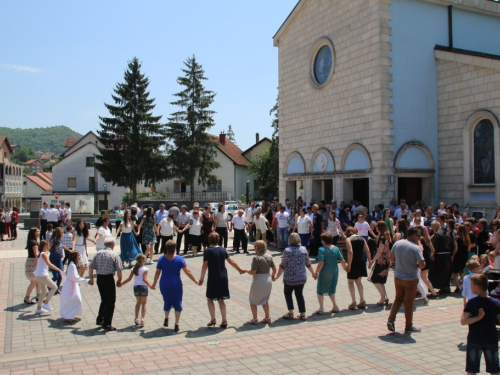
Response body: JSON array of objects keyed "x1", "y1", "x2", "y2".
[
  {"x1": 51, "y1": 259, "x2": 63, "y2": 288},
  {"x1": 466, "y1": 343, "x2": 499, "y2": 374},
  {"x1": 278, "y1": 227, "x2": 289, "y2": 249}
]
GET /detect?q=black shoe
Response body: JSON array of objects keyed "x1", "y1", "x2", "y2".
[
  {"x1": 235, "y1": 250, "x2": 240, "y2": 253},
  {"x1": 183, "y1": 251, "x2": 187, "y2": 255},
  {"x1": 387, "y1": 320, "x2": 395, "y2": 332},
  {"x1": 163, "y1": 318, "x2": 168, "y2": 327},
  {"x1": 96, "y1": 319, "x2": 104, "y2": 326},
  {"x1": 103, "y1": 325, "x2": 116, "y2": 331},
  {"x1": 454, "y1": 288, "x2": 461, "y2": 294},
  {"x1": 174, "y1": 324, "x2": 179, "y2": 333},
  {"x1": 243, "y1": 250, "x2": 249, "y2": 254},
  {"x1": 154, "y1": 252, "x2": 159, "y2": 254},
  {"x1": 441, "y1": 288, "x2": 451, "y2": 294},
  {"x1": 405, "y1": 326, "x2": 421, "y2": 333},
  {"x1": 428, "y1": 293, "x2": 439, "y2": 299}
]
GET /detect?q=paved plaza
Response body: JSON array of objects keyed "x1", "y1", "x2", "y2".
[{"x1": 0, "y1": 225, "x2": 485, "y2": 374}]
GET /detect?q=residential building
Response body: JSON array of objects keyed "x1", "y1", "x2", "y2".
[
  {"x1": 24, "y1": 159, "x2": 44, "y2": 174},
  {"x1": 0, "y1": 136, "x2": 23, "y2": 209},
  {"x1": 274, "y1": 0, "x2": 500, "y2": 217},
  {"x1": 23, "y1": 172, "x2": 52, "y2": 211},
  {"x1": 40, "y1": 152, "x2": 56, "y2": 162},
  {"x1": 51, "y1": 131, "x2": 127, "y2": 213}
]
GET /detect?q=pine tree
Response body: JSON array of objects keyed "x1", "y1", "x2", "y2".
[
  {"x1": 226, "y1": 124, "x2": 237, "y2": 145},
  {"x1": 95, "y1": 57, "x2": 167, "y2": 203},
  {"x1": 165, "y1": 55, "x2": 220, "y2": 206}
]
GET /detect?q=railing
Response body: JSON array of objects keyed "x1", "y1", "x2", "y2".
[{"x1": 139, "y1": 191, "x2": 232, "y2": 202}]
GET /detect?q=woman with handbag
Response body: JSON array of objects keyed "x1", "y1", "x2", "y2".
[{"x1": 199, "y1": 232, "x2": 245, "y2": 328}]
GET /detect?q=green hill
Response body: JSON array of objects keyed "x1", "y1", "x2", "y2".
[{"x1": 0, "y1": 126, "x2": 82, "y2": 155}]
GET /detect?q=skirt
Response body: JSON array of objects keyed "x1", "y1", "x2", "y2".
[
  {"x1": 74, "y1": 244, "x2": 88, "y2": 266},
  {"x1": 25, "y1": 258, "x2": 36, "y2": 281},
  {"x1": 120, "y1": 232, "x2": 143, "y2": 262},
  {"x1": 249, "y1": 274, "x2": 272, "y2": 305},
  {"x1": 299, "y1": 233, "x2": 310, "y2": 247}
]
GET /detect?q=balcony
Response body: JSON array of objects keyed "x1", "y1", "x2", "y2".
[{"x1": 141, "y1": 191, "x2": 232, "y2": 202}]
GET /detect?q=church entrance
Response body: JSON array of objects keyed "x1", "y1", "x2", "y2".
[
  {"x1": 311, "y1": 179, "x2": 333, "y2": 204},
  {"x1": 343, "y1": 178, "x2": 370, "y2": 209},
  {"x1": 398, "y1": 177, "x2": 422, "y2": 206}
]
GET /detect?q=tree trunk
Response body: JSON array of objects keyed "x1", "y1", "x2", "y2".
[
  {"x1": 132, "y1": 185, "x2": 137, "y2": 204},
  {"x1": 189, "y1": 178, "x2": 195, "y2": 208}
]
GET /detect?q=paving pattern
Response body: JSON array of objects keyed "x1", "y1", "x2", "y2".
[{"x1": 0, "y1": 225, "x2": 485, "y2": 374}]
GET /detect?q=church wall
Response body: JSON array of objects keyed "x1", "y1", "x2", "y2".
[{"x1": 453, "y1": 8, "x2": 500, "y2": 56}]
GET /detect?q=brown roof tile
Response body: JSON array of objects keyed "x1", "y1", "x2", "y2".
[
  {"x1": 40, "y1": 153, "x2": 55, "y2": 160},
  {"x1": 0, "y1": 136, "x2": 14, "y2": 154},
  {"x1": 210, "y1": 134, "x2": 248, "y2": 166},
  {"x1": 24, "y1": 159, "x2": 42, "y2": 166},
  {"x1": 64, "y1": 137, "x2": 80, "y2": 148},
  {"x1": 26, "y1": 173, "x2": 52, "y2": 191}
]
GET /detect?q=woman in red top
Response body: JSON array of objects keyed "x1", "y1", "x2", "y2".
[{"x1": 11, "y1": 207, "x2": 19, "y2": 241}]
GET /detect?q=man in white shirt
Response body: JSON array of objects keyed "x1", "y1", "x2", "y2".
[
  {"x1": 394, "y1": 199, "x2": 411, "y2": 219},
  {"x1": 39, "y1": 201, "x2": 49, "y2": 239},
  {"x1": 63, "y1": 202, "x2": 72, "y2": 226},
  {"x1": 46, "y1": 204, "x2": 60, "y2": 229},
  {"x1": 154, "y1": 204, "x2": 170, "y2": 254},
  {"x1": 246, "y1": 202, "x2": 256, "y2": 242},
  {"x1": 252, "y1": 208, "x2": 270, "y2": 242},
  {"x1": 284, "y1": 199, "x2": 292, "y2": 214},
  {"x1": 176, "y1": 205, "x2": 191, "y2": 254},
  {"x1": 231, "y1": 209, "x2": 248, "y2": 253},
  {"x1": 274, "y1": 206, "x2": 290, "y2": 249}
]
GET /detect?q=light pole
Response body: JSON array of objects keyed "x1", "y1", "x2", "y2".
[
  {"x1": 246, "y1": 180, "x2": 250, "y2": 205},
  {"x1": 103, "y1": 184, "x2": 108, "y2": 211}
]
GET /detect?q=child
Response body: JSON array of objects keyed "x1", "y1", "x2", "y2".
[
  {"x1": 34, "y1": 240, "x2": 62, "y2": 314},
  {"x1": 437, "y1": 202, "x2": 446, "y2": 214},
  {"x1": 45, "y1": 224, "x2": 54, "y2": 243},
  {"x1": 121, "y1": 254, "x2": 155, "y2": 326},
  {"x1": 462, "y1": 261, "x2": 481, "y2": 306},
  {"x1": 461, "y1": 274, "x2": 500, "y2": 375},
  {"x1": 480, "y1": 254, "x2": 490, "y2": 273},
  {"x1": 62, "y1": 226, "x2": 74, "y2": 266}
]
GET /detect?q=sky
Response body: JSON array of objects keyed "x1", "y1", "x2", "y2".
[{"x1": 0, "y1": 1, "x2": 295, "y2": 151}]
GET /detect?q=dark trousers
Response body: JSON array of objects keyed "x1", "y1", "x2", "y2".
[
  {"x1": 248, "y1": 223, "x2": 256, "y2": 241},
  {"x1": 176, "y1": 227, "x2": 189, "y2": 253},
  {"x1": 233, "y1": 228, "x2": 247, "y2": 251},
  {"x1": 388, "y1": 277, "x2": 418, "y2": 330},
  {"x1": 309, "y1": 232, "x2": 322, "y2": 256},
  {"x1": 155, "y1": 235, "x2": 169, "y2": 254},
  {"x1": 48, "y1": 221, "x2": 58, "y2": 231},
  {"x1": 115, "y1": 221, "x2": 122, "y2": 238},
  {"x1": 10, "y1": 222, "x2": 17, "y2": 239},
  {"x1": 40, "y1": 219, "x2": 47, "y2": 240},
  {"x1": 97, "y1": 274, "x2": 116, "y2": 326},
  {"x1": 216, "y1": 227, "x2": 228, "y2": 248},
  {"x1": 429, "y1": 253, "x2": 452, "y2": 291},
  {"x1": 284, "y1": 283, "x2": 306, "y2": 313}
]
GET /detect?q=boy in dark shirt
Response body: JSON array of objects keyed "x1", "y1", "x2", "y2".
[{"x1": 461, "y1": 274, "x2": 500, "y2": 375}]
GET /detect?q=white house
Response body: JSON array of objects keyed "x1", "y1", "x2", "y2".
[
  {"x1": 24, "y1": 172, "x2": 52, "y2": 211},
  {"x1": 51, "y1": 131, "x2": 128, "y2": 213}
]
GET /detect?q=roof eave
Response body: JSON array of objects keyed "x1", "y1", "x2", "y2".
[{"x1": 273, "y1": 0, "x2": 306, "y2": 47}]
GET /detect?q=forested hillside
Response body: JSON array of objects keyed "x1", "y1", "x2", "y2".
[{"x1": 0, "y1": 126, "x2": 81, "y2": 154}]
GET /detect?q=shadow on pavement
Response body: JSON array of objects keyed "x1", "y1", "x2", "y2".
[
  {"x1": 378, "y1": 332, "x2": 417, "y2": 344},
  {"x1": 184, "y1": 326, "x2": 223, "y2": 338},
  {"x1": 457, "y1": 343, "x2": 467, "y2": 352}
]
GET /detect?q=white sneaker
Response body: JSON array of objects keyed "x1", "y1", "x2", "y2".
[
  {"x1": 42, "y1": 303, "x2": 53, "y2": 311},
  {"x1": 35, "y1": 308, "x2": 48, "y2": 314}
]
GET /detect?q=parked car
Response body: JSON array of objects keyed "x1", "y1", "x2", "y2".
[{"x1": 205, "y1": 202, "x2": 219, "y2": 213}]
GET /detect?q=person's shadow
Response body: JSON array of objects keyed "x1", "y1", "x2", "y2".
[
  {"x1": 457, "y1": 343, "x2": 467, "y2": 352},
  {"x1": 378, "y1": 333, "x2": 416, "y2": 344}
]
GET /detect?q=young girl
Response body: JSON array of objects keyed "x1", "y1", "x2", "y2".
[
  {"x1": 121, "y1": 254, "x2": 155, "y2": 325},
  {"x1": 326, "y1": 211, "x2": 343, "y2": 244},
  {"x1": 49, "y1": 228, "x2": 73, "y2": 291},
  {"x1": 34, "y1": 240, "x2": 62, "y2": 313},
  {"x1": 60, "y1": 252, "x2": 90, "y2": 322},
  {"x1": 117, "y1": 210, "x2": 142, "y2": 268},
  {"x1": 480, "y1": 254, "x2": 490, "y2": 273},
  {"x1": 72, "y1": 220, "x2": 92, "y2": 277}
]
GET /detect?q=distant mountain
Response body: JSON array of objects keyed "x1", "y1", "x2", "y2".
[{"x1": 0, "y1": 126, "x2": 82, "y2": 155}]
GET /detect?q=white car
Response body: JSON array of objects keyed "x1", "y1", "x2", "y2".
[{"x1": 205, "y1": 202, "x2": 219, "y2": 213}]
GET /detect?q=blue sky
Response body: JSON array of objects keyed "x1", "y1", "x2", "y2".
[{"x1": 0, "y1": 1, "x2": 294, "y2": 151}]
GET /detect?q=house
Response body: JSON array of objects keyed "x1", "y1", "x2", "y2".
[
  {"x1": 241, "y1": 133, "x2": 272, "y2": 162},
  {"x1": 155, "y1": 132, "x2": 270, "y2": 202},
  {"x1": 35, "y1": 151, "x2": 44, "y2": 158},
  {"x1": 64, "y1": 137, "x2": 79, "y2": 148},
  {"x1": 24, "y1": 159, "x2": 44, "y2": 174},
  {"x1": 0, "y1": 136, "x2": 23, "y2": 210},
  {"x1": 23, "y1": 172, "x2": 52, "y2": 211},
  {"x1": 40, "y1": 152, "x2": 56, "y2": 162},
  {"x1": 274, "y1": 0, "x2": 500, "y2": 217},
  {"x1": 50, "y1": 131, "x2": 128, "y2": 213}
]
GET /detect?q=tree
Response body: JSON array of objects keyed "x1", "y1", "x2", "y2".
[
  {"x1": 249, "y1": 95, "x2": 279, "y2": 198},
  {"x1": 226, "y1": 124, "x2": 237, "y2": 145},
  {"x1": 11, "y1": 147, "x2": 36, "y2": 164},
  {"x1": 165, "y1": 55, "x2": 220, "y2": 207},
  {"x1": 95, "y1": 57, "x2": 167, "y2": 202}
]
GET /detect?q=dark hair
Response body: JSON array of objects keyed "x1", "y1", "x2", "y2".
[
  {"x1": 407, "y1": 227, "x2": 421, "y2": 238},
  {"x1": 75, "y1": 220, "x2": 89, "y2": 238},
  {"x1": 47, "y1": 223, "x2": 53, "y2": 231},
  {"x1": 68, "y1": 252, "x2": 79, "y2": 265},
  {"x1": 397, "y1": 219, "x2": 408, "y2": 238},
  {"x1": 168, "y1": 213, "x2": 174, "y2": 219},
  {"x1": 338, "y1": 205, "x2": 350, "y2": 219},
  {"x1": 145, "y1": 206, "x2": 154, "y2": 219},
  {"x1": 470, "y1": 274, "x2": 488, "y2": 292},
  {"x1": 165, "y1": 240, "x2": 176, "y2": 254},
  {"x1": 478, "y1": 218, "x2": 488, "y2": 227},
  {"x1": 320, "y1": 232, "x2": 333, "y2": 244},
  {"x1": 345, "y1": 226, "x2": 358, "y2": 237},
  {"x1": 39, "y1": 240, "x2": 50, "y2": 253},
  {"x1": 26, "y1": 227, "x2": 39, "y2": 249},
  {"x1": 133, "y1": 254, "x2": 146, "y2": 275},
  {"x1": 100, "y1": 210, "x2": 107, "y2": 215},
  {"x1": 208, "y1": 232, "x2": 220, "y2": 245},
  {"x1": 51, "y1": 227, "x2": 64, "y2": 244},
  {"x1": 123, "y1": 210, "x2": 131, "y2": 226}
]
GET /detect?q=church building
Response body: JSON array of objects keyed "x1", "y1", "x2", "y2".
[{"x1": 274, "y1": 0, "x2": 500, "y2": 217}]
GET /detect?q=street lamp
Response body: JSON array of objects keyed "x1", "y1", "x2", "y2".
[
  {"x1": 246, "y1": 180, "x2": 250, "y2": 205},
  {"x1": 103, "y1": 184, "x2": 108, "y2": 211}
]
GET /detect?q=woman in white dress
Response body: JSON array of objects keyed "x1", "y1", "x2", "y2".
[
  {"x1": 60, "y1": 252, "x2": 90, "y2": 322},
  {"x1": 72, "y1": 220, "x2": 92, "y2": 277},
  {"x1": 293, "y1": 207, "x2": 313, "y2": 248}
]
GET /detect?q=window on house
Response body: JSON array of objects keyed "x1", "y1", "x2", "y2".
[
  {"x1": 207, "y1": 180, "x2": 222, "y2": 192},
  {"x1": 474, "y1": 119, "x2": 495, "y2": 184},
  {"x1": 89, "y1": 177, "x2": 95, "y2": 192},
  {"x1": 86, "y1": 157, "x2": 95, "y2": 167},
  {"x1": 68, "y1": 178, "x2": 77, "y2": 188}
]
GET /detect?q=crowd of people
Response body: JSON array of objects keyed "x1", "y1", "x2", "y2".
[{"x1": 22, "y1": 198, "x2": 500, "y2": 371}]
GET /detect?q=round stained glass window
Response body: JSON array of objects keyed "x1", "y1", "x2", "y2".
[{"x1": 313, "y1": 45, "x2": 333, "y2": 85}]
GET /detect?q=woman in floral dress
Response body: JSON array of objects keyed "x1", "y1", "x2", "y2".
[
  {"x1": 369, "y1": 221, "x2": 392, "y2": 305},
  {"x1": 136, "y1": 207, "x2": 157, "y2": 264}
]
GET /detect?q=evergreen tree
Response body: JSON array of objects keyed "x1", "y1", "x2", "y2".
[
  {"x1": 95, "y1": 57, "x2": 167, "y2": 202},
  {"x1": 165, "y1": 55, "x2": 220, "y2": 206},
  {"x1": 249, "y1": 95, "x2": 279, "y2": 198},
  {"x1": 226, "y1": 124, "x2": 237, "y2": 145}
]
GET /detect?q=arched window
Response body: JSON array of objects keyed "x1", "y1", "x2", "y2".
[{"x1": 474, "y1": 119, "x2": 495, "y2": 184}]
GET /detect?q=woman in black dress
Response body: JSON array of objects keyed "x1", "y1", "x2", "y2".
[
  {"x1": 369, "y1": 221, "x2": 392, "y2": 305},
  {"x1": 345, "y1": 226, "x2": 372, "y2": 310},
  {"x1": 200, "y1": 205, "x2": 215, "y2": 251},
  {"x1": 199, "y1": 232, "x2": 245, "y2": 328},
  {"x1": 452, "y1": 224, "x2": 470, "y2": 293},
  {"x1": 418, "y1": 226, "x2": 438, "y2": 298},
  {"x1": 24, "y1": 228, "x2": 41, "y2": 304}
]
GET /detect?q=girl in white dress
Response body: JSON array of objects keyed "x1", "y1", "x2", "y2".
[
  {"x1": 72, "y1": 220, "x2": 92, "y2": 277},
  {"x1": 326, "y1": 211, "x2": 343, "y2": 244},
  {"x1": 60, "y1": 252, "x2": 90, "y2": 322}
]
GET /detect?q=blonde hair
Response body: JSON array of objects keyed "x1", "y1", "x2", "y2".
[
  {"x1": 288, "y1": 232, "x2": 301, "y2": 247},
  {"x1": 254, "y1": 240, "x2": 267, "y2": 253}
]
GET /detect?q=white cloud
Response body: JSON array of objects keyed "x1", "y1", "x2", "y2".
[{"x1": 1, "y1": 63, "x2": 42, "y2": 73}]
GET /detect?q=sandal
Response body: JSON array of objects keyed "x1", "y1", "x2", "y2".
[
  {"x1": 248, "y1": 318, "x2": 259, "y2": 325},
  {"x1": 298, "y1": 314, "x2": 307, "y2": 321},
  {"x1": 348, "y1": 302, "x2": 357, "y2": 310},
  {"x1": 261, "y1": 317, "x2": 272, "y2": 324},
  {"x1": 140, "y1": 319, "x2": 144, "y2": 326},
  {"x1": 282, "y1": 312, "x2": 294, "y2": 320},
  {"x1": 330, "y1": 307, "x2": 340, "y2": 313},
  {"x1": 313, "y1": 309, "x2": 324, "y2": 315},
  {"x1": 134, "y1": 318, "x2": 140, "y2": 325},
  {"x1": 24, "y1": 297, "x2": 35, "y2": 305},
  {"x1": 357, "y1": 301, "x2": 367, "y2": 309}
]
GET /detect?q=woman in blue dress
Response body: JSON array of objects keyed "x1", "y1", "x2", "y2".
[
  {"x1": 115, "y1": 210, "x2": 142, "y2": 268},
  {"x1": 152, "y1": 240, "x2": 199, "y2": 333},
  {"x1": 313, "y1": 232, "x2": 347, "y2": 314}
]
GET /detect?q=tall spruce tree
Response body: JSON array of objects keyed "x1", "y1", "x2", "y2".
[
  {"x1": 165, "y1": 55, "x2": 220, "y2": 206},
  {"x1": 226, "y1": 124, "x2": 237, "y2": 145},
  {"x1": 95, "y1": 57, "x2": 166, "y2": 203}
]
